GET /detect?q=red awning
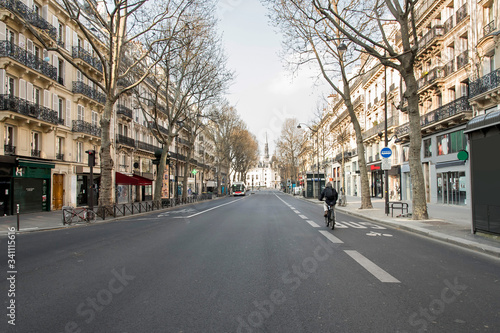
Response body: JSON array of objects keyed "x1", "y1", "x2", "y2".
[
  {"x1": 130, "y1": 174, "x2": 153, "y2": 186},
  {"x1": 115, "y1": 172, "x2": 139, "y2": 185}
]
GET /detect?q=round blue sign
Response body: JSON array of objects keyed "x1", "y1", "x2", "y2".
[{"x1": 380, "y1": 147, "x2": 392, "y2": 158}]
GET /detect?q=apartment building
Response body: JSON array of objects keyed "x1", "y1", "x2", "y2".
[{"x1": 0, "y1": 0, "x2": 216, "y2": 215}]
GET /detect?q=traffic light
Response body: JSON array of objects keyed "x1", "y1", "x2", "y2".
[
  {"x1": 86, "y1": 150, "x2": 95, "y2": 167},
  {"x1": 152, "y1": 149, "x2": 170, "y2": 166}
]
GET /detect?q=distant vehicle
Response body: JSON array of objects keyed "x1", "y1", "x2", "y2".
[
  {"x1": 293, "y1": 186, "x2": 302, "y2": 196},
  {"x1": 231, "y1": 182, "x2": 246, "y2": 196}
]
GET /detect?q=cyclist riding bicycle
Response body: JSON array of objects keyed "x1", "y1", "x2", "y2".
[{"x1": 319, "y1": 182, "x2": 338, "y2": 217}]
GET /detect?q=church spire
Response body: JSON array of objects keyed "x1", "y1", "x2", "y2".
[{"x1": 264, "y1": 133, "x2": 269, "y2": 160}]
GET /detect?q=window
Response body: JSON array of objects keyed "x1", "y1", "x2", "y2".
[
  {"x1": 402, "y1": 146, "x2": 409, "y2": 162},
  {"x1": 56, "y1": 137, "x2": 64, "y2": 160},
  {"x1": 31, "y1": 131, "x2": 40, "y2": 157},
  {"x1": 7, "y1": 77, "x2": 15, "y2": 97},
  {"x1": 34, "y1": 87, "x2": 41, "y2": 105},
  {"x1": 77, "y1": 105, "x2": 84, "y2": 121},
  {"x1": 437, "y1": 130, "x2": 467, "y2": 155},
  {"x1": 4, "y1": 125, "x2": 15, "y2": 152},
  {"x1": 58, "y1": 59, "x2": 64, "y2": 85},
  {"x1": 58, "y1": 98, "x2": 64, "y2": 120},
  {"x1": 423, "y1": 138, "x2": 432, "y2": 157},
  {"x1": 92, "y1": 111, "x2": 99, "y2": 127},
  {"x1": 76, "y1": 142, "x2": 83, "y2": 163}
]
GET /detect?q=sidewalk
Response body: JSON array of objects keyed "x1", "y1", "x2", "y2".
[{"x1": 296, "y1": 194, "x2": 500, "y2": 258}]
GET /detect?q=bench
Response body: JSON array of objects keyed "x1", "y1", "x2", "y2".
[{"x1": 389, "y1": 201, "x2": 409, "y2": 217}]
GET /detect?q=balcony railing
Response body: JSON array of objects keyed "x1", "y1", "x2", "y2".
[
  {"x1": 72, "y1": 120, "x2": 101, "y2": 137},
  {"x1": 469, "y1": 68, "x2": 500, "y2": 99},
  {"x1": 396, "y1": 96, "x2": 472, "y2": 136},
  {"x1": 116, "y1": 104, "x2": 132, "y2": 118},
  {"x1": 0, "y1": 0, "x2": 57, "y2": 40},
  {"x1": 443, "y1": 16, "x2": 454, "y2": 35},
  {"x1": 483, "y1": 21, "x2": 496, "y2": 36},
  {"x1": 444, "y1": 59, "x2": 455, "y2": 77},
  {"x1": 72, "y1": 81, "x2": 106, "y2": 104},
  {"x1": 31, "y1": 149, "x2": 40, "y2": 157},
  {"x1": 362, "y1": 116, "x2": 399, "y2": 140},
  {"x1": 418, "y1": 66, "x2": 445, "y2": 89},
  {"x1": 352, "y1": 95, "x2": 364, "y2": 108},
  {"x1": 136, "y1": 140, "x2": 157, "y2": 153},
  {"x1": 116, "y1": 134, "x2": 135, "y2": 147},
  {"x1": 4, "y1": 145, "x2": 15, "y2": 155},
  {"x1": 456, "y1": 50, "x2": 469, "y2": 70},
  {"x1": 72, "y1": 46, "x2": 103, "y2": 72},
  {"x1": 0, "y1": 41, "x2": 57, "y2": 81},
  {"x1": 418, "y1": 26, "x2": 444, "y2": 52},
  {"x1": 0, "y1": 94, "x2": 63, "y2": 125},
  {"x1": 456, "y1": 4, "x2": 467, "y2": 24}
]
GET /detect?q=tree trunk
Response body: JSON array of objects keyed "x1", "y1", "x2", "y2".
[
  {"x1": 153, "y1": 138, "x2": 173, "y2": 204},
  {"x1": 405, "y1": 71, "x2": 429, "y2": 220},
  {"x1": 182, "y1": 146, "x2": 193, "y2": 200},
  {"x1": 99, "y1": 99, "x2": 115, "y2": 207}
]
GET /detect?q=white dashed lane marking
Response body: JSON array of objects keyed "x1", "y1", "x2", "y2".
[
  {"x1": 344, "y1": 250, "x2": 400, "y2": 283},
  {"x1": 306, "y1": 220, "x2": 320, "y2": 228}
]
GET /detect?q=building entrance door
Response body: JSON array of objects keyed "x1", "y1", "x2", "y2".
[
  {"x1": 437, "y1": 171, "x2": 466, "y2": 205},
  {"x1": 52, "y1": 174, "x2": 64, "y2": 210}
]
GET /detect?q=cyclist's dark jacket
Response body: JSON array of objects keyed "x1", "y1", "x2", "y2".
[{"x1": 320, "y1": 187, "x2": 338, "y2": 206}]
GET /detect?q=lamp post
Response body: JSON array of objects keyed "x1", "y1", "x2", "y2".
[{"x1": 297, "y1": 123, "x2": 321, "y2": 199}]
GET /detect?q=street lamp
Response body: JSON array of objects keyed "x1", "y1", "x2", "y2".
[{"x1": 297, "y1": 123, "x2": 321, "y2": 199}]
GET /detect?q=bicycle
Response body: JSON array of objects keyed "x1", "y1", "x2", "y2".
[{"x1": 325, "y1": 203, "x2": 335, "y2": 230}]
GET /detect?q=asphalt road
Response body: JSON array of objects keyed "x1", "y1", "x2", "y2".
[{"x1": 2, "y1": 190, "x2": 500, "y2": 333}]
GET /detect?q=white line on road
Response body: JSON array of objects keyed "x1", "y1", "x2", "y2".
[
  {"x1": 185, "y1": 198, "x2": 244, "y2": 218},
  {"x1": 306, "y1": 220, "x2": 320, "y2": 228},
  {"x1": 319, "y1": 230, "x2": 344, "y2": 244},
  {"x1": 293, "y1": 210, "x2": 300, "y2": 214},
  {"x1": 299, "y1": 215, "x2": 308, "y2": 220},
  {"x1": 344, "y1": 250, "x2": 400, "y2": 283}
]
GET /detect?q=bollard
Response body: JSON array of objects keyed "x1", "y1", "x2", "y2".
[{"x1": 16, "y1": 204, "x2": 20, "y2": 231}]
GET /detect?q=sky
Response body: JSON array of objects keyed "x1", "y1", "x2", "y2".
[{"x1": 216, "y1": 0, "x2": 331, "y2": 156}]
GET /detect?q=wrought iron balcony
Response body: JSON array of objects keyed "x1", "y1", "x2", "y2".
[
  {"x1": 0, "y1": 94, "x2": 63, "y2": 125},
  {"x1": 456, "y1": 4, "x2": 468, "y2": 24},
  {"x1": 352, "y1": 95, "x2": 364, "y2": 108},
  {"x1": 57, "y1": 76, "x2": 64, "y2": 85},
  {"x1": 116, "y1": 134, "x2": 135, "y2": 147},
  {"x1": 72, "y1": 46, "x2": 103, "y2": 72},
  {"x1": 456, "y1": 50, "x2": 469, "y2": 70},
  {"x1": 72, "y1": 81, "x2": 106, "y2": 104},
  {"x1": 4, "y1": 145, "x2": 15, "y2": 155},
  {"x1": 483, "y1": 21, "x2": 496, "y2": 36},
  {"x1": 444, "y1": 59, "x2": 455, "y2": 77},
  {"x1": 443, "y1": 16, "x2": 454, "y2": 35},
  {"x1": 72, "y1": 120, "x2": 101, "y2": 137},
  {"x1": 418, "y1": 66, "x2": 445, "y2": 90},
  {"x1": 116, "y1": 104, "x2": 132, "y2": 118},
  {"x1": 396, "y1": 96, "x2": 472, "y2": 137},
  {"x1": 362, "y1": 116, "x2": 399, "y2": 140},
  {"x1": 418, "y1": 26, "x2": 444, "y2": 52},
  {"x1": 0, "y1": 0, "x2": 57, "y2": 40},
  {"x1": 31, "y1": 149, "x2": 40, "y2": 157},
  {"x1": 0, "y1": 41, "x2": 57, "y2": 81},
  {"x1": 136, "y1": 140, "x2": 156, "y2": 153},
  {"x1": 469, "y1": 68, "x2": 500, "y2": 99}
]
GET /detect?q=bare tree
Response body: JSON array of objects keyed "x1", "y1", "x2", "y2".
[
  {"x1": 275, "y1": 118, "x2": 304, "y2": 188},
  {"x1": 263, "y1": 0, "x2": 374, "y2": 208},
  {"x1": 205, "y1": 103, "x2": 242, "y2": 195},
  {"x1": 310, "y1": 0, "x2": 429, "y2": 219},
  {"x1": 230, "y1": 128, "x2": 260, "y2": 183}
]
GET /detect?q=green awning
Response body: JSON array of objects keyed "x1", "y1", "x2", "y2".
[{"x1": 18, "y1": 160, "x2": 55, "y2": 169}]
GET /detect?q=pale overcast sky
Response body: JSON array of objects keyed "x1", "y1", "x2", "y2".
[{"x1": 216, "y1": 0, "x2": 331, "y2": 156}]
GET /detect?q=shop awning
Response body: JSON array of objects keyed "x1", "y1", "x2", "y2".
[
  {"x1": 130, "y1": 174, "x2": 153, "y2": 185},
  {"x1": 18, "y1": 159, "x2": 55, "y2": 168},
  {"x1": 115, "y1": 172, "x2": 139, "y2": 185}
]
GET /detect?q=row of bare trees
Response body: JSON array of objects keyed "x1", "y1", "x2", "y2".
[
  {"x1": 25, "y1": 0, "x2": 240, "y2": 204},
  {"x1": 264, "y1": 0, "x2": 429, "y2": 219}
]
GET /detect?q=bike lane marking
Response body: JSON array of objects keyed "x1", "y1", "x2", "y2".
[
  {"x1": 306, "y1": 220, "x2": 320, "y2": 228},
  {"x1": 344, "y1": 250, "x2": 400, "y2": 283},
  {"x1": 319, "y1": 230, "x2": 344, "y2": 244},
  {"x1": 184, "y1": 198, "x2": 245, "y2": 218}
]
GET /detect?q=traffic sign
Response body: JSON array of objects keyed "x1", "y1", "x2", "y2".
[
  {"x1": 382, "y1": 158, "x2": 391, "y2": 170},
  {"x1": 380, "y1": 147, "x2": 392, "y2": 158}
]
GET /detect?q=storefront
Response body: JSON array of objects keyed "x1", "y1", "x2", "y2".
[
  {"x1": 12, "y1": 159, "x2": 54, "y2": 214},
  {"x1": 115, "y1": 171, "x2": 153, "y2": 204},
  {"x1": 369, "y1": 164, "x2": 383, "y2": 198},
  {"x1": 76, "y1": 166, "x2": 100, "y2": 207}
]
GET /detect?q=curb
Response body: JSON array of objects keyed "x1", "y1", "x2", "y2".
[
  {"x1": 286, "y1": 193, "x2": 500, "y2": 259},
  {"x1": 0, "y1": 196, "x2": 227, "y2": 236}
]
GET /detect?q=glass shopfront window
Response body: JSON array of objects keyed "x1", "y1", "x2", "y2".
[
  {"x1": 437, "y1": 171, "x2": 466, "y2": 205},
  {"x1": 437, "y1": 130, "x2": 467, "y2": 156}
]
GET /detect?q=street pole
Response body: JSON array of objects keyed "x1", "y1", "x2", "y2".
[
  {"x1": 316, "y1": 134, "x2": 320, "y2": 198},
  {"x1": 384, "y1": 57, "x2": 389, "y2": 216},
  {"x1": 175, "y1": 139, "x2": 179, "y2": 202}
]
